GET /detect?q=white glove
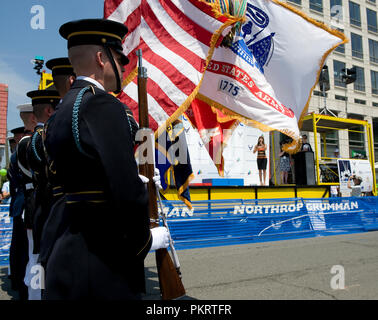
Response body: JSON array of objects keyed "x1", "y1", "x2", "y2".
[
  {"x1": 153, "y1": 168, "x2": 162, "y2": 190},
  {"x1": 150, "y1": 227, "x2": 170, "y2": 251},
  {"x1": 139, "y1": 168, "x2": 162, "y2": 190},
  {"x1": 139, "y1": 174, "x2": 149, "y2": 184}
]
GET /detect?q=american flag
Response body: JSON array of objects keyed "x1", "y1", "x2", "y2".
[{"x1": 104, "y1": 0, "x2": 241, "y2": 132}]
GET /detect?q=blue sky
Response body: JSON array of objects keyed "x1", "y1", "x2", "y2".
[{"x1": 0, "y1": 0, "x2": 104, "y2": 132}]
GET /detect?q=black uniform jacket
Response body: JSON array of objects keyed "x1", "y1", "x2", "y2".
[
  {"x1": 26, "y1": 124, "x2": 53, "y2": 254},
  {"x1": 16, "y1": 136, "x2": 35, "y2": 230},
  {"x1": 43, "y1": 79, "x2": 152, "y2": 300}
]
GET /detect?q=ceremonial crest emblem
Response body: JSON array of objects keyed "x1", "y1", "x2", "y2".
[{"x1": 241, "y1": 4, "x2": 275, "y2": 73}]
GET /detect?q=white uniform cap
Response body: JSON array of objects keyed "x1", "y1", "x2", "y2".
[{"x1": 17, "y1": 103, "x2": 33, "y2": 113}]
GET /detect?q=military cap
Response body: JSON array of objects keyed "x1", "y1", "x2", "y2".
[
  {"x1": 46, "y1": 57, "x2": 75, "y2": 77},
  {"x1": 27, "y1": 90, "x2": 60, "y2": 107},
  {"x1": 59, "y1": 19, "x2": 129, "y2": 65},
  {"x1": 10, "y1": 126, "x2": 25, "y2": 134},
  {"x1": 17, "y1": 103, "x2": 33, "y2": 113}
]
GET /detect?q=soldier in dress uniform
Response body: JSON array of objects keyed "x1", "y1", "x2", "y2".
[
  {"x1": 25, "y1": 89, "x2": 60, "y2": 254},
  {"x1": 37, "y1": 58, "x2": 75, "y2": 271},
  {"x1": 46, "y1": 57, "x2": 76, "y2": 98},
  {"x1": 13, "y1": 91, "x2": 59, "y2": 300},
  {"x1": 39, "y1": 56, "x2": 141, "y2": 273},
  {"x1": 8, "y1": 125, "x2": 29, "y2": 300},
  {"x1": 42, "y1": 19, "x2": 169, "y2": 300},
  {"x1": 20, "y1": 90, "x2": 60, "y2": 300},
  {"x1": 17, "y1": 104, "x2": 37, "y2": 134}
]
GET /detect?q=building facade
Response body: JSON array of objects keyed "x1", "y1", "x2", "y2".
[{"x1": 284, "y1": 0, "x2": 378, "y2": 180}]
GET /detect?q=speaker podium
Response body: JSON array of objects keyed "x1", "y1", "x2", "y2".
[{"x1": 293, "y1": 151, "x2": 316, "y2": 185}]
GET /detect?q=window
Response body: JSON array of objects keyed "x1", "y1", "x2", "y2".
[
  {"x1": 330, "y1": 0, "x2": 342, "y2": 18},
  {"x1": 334, "y1": 60, "x2": 346, "y2": 87},
  {"x1": 313, "y1": 90, "x2": 328, "y2": 97},
  {"x1": 351, "y1": 33, "x2": 363, "y2": 59},
  {"x1": 371, "y1": 70, "x2": 378, "y2": 94},
  {"x1": 367, "y1": 9, "x2": 378, "y2": 33},
  {"x1": 335, "y1": 94, "x2": 347, "y2": 101},
  {"x1": 373, "y1": 119, "x2": 378, "y2": 163},
  {"x1": 349, "y1": 1, "x2": 361, "y2": 27},
  {"x1": 348, "y1": 114, "x2": 365, "y2": 157},
  {"x1": 334, "y1": 28, "x2": 345, "y2": 53},
  {"x1": 354, "y1": 98, "x2": 366, "y2": 105},
  {"x1": 353, "y1": 66, "x2": 365, "y2": 91},
  {"x1": 288, "y1": 0, "x2": 302, "y2": 5},
  {"x1": 310, "y1": 0, "x2": 323, "y2": 13},
  {"x1": 373, "y1": 102, "x2": 378, "y2": 107},
  {"x1": 369, "y1": 39, "x2": 378, "y2": 63},
  {"x1": 321, "y1": 130, "x2": 339, "y2": 158}
]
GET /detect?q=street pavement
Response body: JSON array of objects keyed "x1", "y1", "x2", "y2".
[
  {"x1": 1, "y1": 231, "x2": 378, "y2": 300},
  {"x1": 143, "y1": 231, "x2": 378, "y2": 300}
]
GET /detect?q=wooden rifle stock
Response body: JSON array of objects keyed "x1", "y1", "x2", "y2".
[{"x1": 136, "y1": 50, "x2": 186, "y2": 300}]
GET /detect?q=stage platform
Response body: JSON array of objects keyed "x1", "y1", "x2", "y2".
[{"x1": 162, "y1": 184, "x2": 330, "y2": 201}]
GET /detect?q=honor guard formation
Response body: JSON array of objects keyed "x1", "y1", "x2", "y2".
[{"x1": 6, "y1": 18, "x2": 170, "y2": 300}]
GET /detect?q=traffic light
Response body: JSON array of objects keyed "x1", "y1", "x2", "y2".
[
  {"x1": 341, "y1": 66, "x2": 356, "y2": 85},
  {"x1": 319, "y1": 65, "x2": 330, "y2": 91}
]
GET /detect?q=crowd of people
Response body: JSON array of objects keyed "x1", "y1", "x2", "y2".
[
  {"x1": 251, "y1": 133, "x2": 370, "y2": 197},
  {"x1": 253, "y1": 133, "x2": 316, "y2": 186},
  {"x1": 2, "y1": 18, "x2": 170, "y2": 300}
]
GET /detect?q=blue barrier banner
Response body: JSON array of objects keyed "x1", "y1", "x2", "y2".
[
  {"x1": 161, "y1": 197, "x2": 378, "y2": 250},
  {"x1": 1, "y1": 198, "x2": 377, "y2": 260},
  {"x1": 0, "y1": 205, "x2": 12, "y2": 266}
]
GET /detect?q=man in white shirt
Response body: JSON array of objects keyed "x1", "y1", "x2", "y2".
[{"x1": 347, "y1": 175, "x2": 362, "y2": 197}]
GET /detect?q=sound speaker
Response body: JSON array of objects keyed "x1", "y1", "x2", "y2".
[{"x1": 293, "y1": 151, "x2": 316, "y2": 185}]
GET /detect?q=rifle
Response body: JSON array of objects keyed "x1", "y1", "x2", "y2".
[{"x1": 136, "y1": 49, "x2": 186, "y2": 300}]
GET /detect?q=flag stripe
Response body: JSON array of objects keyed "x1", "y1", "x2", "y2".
[
  {"x1": 142, "y1": 5, "x2": 205, "y2": 73},
  {"x1": 143, "y1": 0, "x2": 210, "y2": 66},
  {"x1": 121, "y1": 6, "x2": 141, "y2": 39},
  {"x1": 123, "y1": 92, "x2": 161, "y2": 131},
  {"x1": 139, "y1": 37, "x2": 197, "y2": 96},
  {"x1": 123, "y1": 27, "x2": 141, "y2": 56},
  {"x1": 138, "y1": 76, "x2": 181, "y2": 118},
  {"x1": 123, "y1": 81, "x2": 166, "y2": 130},
  {"x1": 157, "y1": 0, "x2": 215, "y2": 46},
  {"x1": 103, "y1": 0, "x2": 125, "y2": 18},
  {"x1": 142, "y1": 58, "x2": 188, "y2": 107},
  {"x1": 106, "y1": 0, "x2": 141, "y2": 22},
  {"x1": 185, "y1": 0, "x2": 229, "y2": 24}
]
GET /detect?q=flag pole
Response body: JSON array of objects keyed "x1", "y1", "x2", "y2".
[{"x1": 136, "y1": 49, "x2": 186, "y2": 300}]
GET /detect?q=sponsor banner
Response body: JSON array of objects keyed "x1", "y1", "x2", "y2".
[
  {"x1": 2, "y1": 197, "x2": 377, "y2": 260},
  {"x1": 0, "y1": 205, "x2": 12, "y2": 266},
  {"x1": 161, "y1": 197, "x2": 378, "y2": 249}
]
